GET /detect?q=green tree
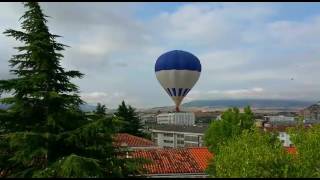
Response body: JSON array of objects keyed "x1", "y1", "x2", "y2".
[
  {"x1": 204, "y1": 106, "x2": 254, "y2": 153},
  {"x1": 0, "y1": 2, "x2": 85, "y2": 134},
  {"x1": 288, "y1": 124, "x2": 320, "y2": 177},
  {"x1": 208, "y1": 128, "x2": 294, "y2": 178},
  {"x1": 95, "y1": 103, "x2": 107, "y2": 116},
  {"x1": 114, "y1": 101, "x2": 145, "y2": 137},
  {"x1": 0, "y1": 2, "x2": 142, "y2": 177}
]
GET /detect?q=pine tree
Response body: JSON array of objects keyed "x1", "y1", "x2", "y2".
[
  {"x1": 0, "y1": 2, "x2": 85, "y2": 133},
  {"x1": 0, "y1": 2, "x2": 143, "y2": 177},
  {"x1": 114, "y1": 101, "x2": 145, "y2": 137},
  {"x1": 95, "y1": 103, "x2": 107, "y2": 116}
]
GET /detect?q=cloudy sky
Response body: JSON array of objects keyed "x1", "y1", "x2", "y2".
[{"x1": 1, "y1": 2, "x2": 320, "y2": 108}]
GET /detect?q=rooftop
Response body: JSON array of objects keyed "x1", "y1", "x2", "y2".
[
  {"x1": 113, "y1": 133, "x2": 156, "y2": 148},
  {"x1": 148, "y1": 124, "x2": 208, "y2": 134},
  {"x1": 263, "y1": 124, "x2": 312, "y2": 132},
  {"x1": 285, "y1": 147, "x2": 297, "y2": 155},
  {"x1": 131, "y1": 147, "x2": 213, "y2": 175}
]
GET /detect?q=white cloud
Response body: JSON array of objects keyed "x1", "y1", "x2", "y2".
[
  {"x1": 243, "y1": 14, "x2": 320, "y2": 49},
  {"x1": 185, "y1": 87, "x2": 265, "y2": 102},
  {"x1": 198, "y1": 49, "x2": 253, "y2": 72},
  {"x1": 150, "y1": 3, "x2": 275, "y2": 48},
  {"x1": 80, "y1": 91, "x2": 144, "y2": 108}
]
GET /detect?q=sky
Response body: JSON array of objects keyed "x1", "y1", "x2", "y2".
[{"x1": 1, "y1": 2, "x2": 320, "y2": 108}]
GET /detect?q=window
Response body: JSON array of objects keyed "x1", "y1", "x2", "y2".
[
  {"x1": 185, "y1": 142, "x2": 198, "y2": 147},
  {"x1": 152, "y1": 133, "x2": 158, "y2": 138},
  {"x1": 164, "y1": 140, "x2": 173, "y2": 144},
  {"x1": 177, "y1": 134, "x2": 184, "y2": 138},
  {"x1": 177, "y1": 140, "x2": 184, "y2": 144},
  {"x1": 185, "y1": 135, "x2": 199, "y2": 142},
  {"x1": 164, "y1": 133, "x2": 173, "y2": 137}
]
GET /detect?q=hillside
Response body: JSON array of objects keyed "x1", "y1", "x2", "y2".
[{"x1": 182, "y1": 99, "x2": 315, "y2": 109}]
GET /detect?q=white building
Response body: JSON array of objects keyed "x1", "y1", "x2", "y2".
[
  {"x1": 278, "y1": 132, "x2": 292, "y2": 147},
  {"x1": 139, "y1": 113, "x2": 157, "y2": 125},
  {"x1": 156, "y1": 112, "x2": 195, "y2": 126},
  {"x1": 264, "y1": 115, "x2": 296, "y2": 126},
  {"x1": 149, "y1": 124, "x2": 208, "y2": 148},
  {"x1": 263, "y1": 123, "x2": 294, "y2": 147}
]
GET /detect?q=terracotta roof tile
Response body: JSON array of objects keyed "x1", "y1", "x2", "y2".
[
  {"x1": 113, "y1": 133, "x2": 155, "y2": 147},
  {"x1": 285, "y1": 146, "x2": 297, "y2": 155},
  {"x1": 131, "y1": 147, "x2": 213, "y2": 175},
  {"x1": 189, "y1": 147, "x2": 214, "y2": 171}
]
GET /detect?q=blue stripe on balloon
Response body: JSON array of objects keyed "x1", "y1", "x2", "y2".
[
  {"x1": 155, "y1": 50, "x2": 201, "y2": 72},
  {"x1": 185, "y1": 88, "x2": 191, "y2": 96},
  {"x1": 167, "y1": 88, "x2": 172, "y2": 96},
  {"x1": 172, "y1": 88, "x2": 176, "y2": 96},
  {"x1": 178, "y1": 88, "x2": 183, "y2": 96},
  {"x1": 182, "y1": 88, "x2": 189, "y2": 96}
]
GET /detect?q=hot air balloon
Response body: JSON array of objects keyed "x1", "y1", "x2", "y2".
[{"x1": 155, "y1": 50, "x2": 201, "y2": 112}]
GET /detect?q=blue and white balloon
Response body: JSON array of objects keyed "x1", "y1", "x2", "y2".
[{"x1": 155, "y1": 50, "x2": 201, "y2": 112}]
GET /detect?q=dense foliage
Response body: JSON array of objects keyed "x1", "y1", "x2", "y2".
[
  {"x1": 208, "y1": 129, "x2": 293, "y2": 178},
  {"x1": 205, "y1": 107, "x2": 320, "y2": 178},
  {"x1": 114, "y1": 101, "x2": 146, "y2": 137},
  {"x1": 95, "y1": 103, "x2": 107, "y2": 116},
  {"x1": 288, "y1": 124, "x2": 320, "y2": 177},
  {"x1": 204, "y1": 106, "x2": 254, "y2": 153}
]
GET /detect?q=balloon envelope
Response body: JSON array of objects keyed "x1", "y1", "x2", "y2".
[{"x1": 155, "y1": 50, "x2": 201, "y2": 111}]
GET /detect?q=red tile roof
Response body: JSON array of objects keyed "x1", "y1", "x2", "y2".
[
  {"x1": 285, "y1": 146, "x2": 297, "y2": 155},
  {"x1": 131, "y1": 147, "x2": 213, "y2": 175},
  {"x1": 113, "y1": 133, "x2": 155, "y2": 147}
]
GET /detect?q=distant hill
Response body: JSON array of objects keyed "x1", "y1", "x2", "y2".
[
  {"x1": 182, "y1": 99, "x2": 315, "y2": 109},
  {"x1": 80, "y1": 104, "x2": 116, "y2": 114},
  {"x1": 80, "y1": 104, "x2": 97, "y2": 112},
  {"x1": 0, "y1": 104, "x2": 10, "y2": 110}
]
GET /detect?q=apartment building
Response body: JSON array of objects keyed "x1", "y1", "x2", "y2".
[
  {"x1": 263, "y1": 123, "x2": 294, "y2": 147},
  {"x1": 138, "y1": 113, "x2": 157, "y2": 125},
  {"x1": 156, "y1": 112, "x2": 195, "y2": 126},
  {"x1": 264, "y1": 115, "x2": 296, "y2": 125},
  {"x1": 148, "y1": 124, "x2": 208, "y2": 148}
]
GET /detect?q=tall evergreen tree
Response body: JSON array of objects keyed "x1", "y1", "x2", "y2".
[
  {"x1": 95, "y1": 103, "x2": 107, "y2": 116},
  {"x1": 0, "y1": 2, "x2": 142, "y2": 177},
  {"x1": 0, "y1": 2, "x2": 85, "y2": 133},
  {"x1": 114, "y1": 101, "x2": 145, "y2": 137}
]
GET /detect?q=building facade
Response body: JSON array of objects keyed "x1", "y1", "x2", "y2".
[
  {"x1": 278, "y1": 131, "x2": 292, "y2": 147},
  {"x1": 148, "y1": 124, "x2": 207, "y2": 148},
  {"x1": 264, "y1": 115, "x2": 295, "y2": 124},
  {"x1": 263, "y1": 124, "x2": 294, "y2": 147},
  {"x1": 156, "y1": 112, "x2": 195, "y2": 126},
  {"x1": 139, "y1": 113, "x2": 157, "y2": 125}
]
